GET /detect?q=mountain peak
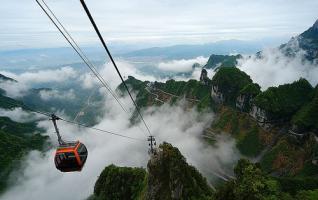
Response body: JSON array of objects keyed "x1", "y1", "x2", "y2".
[{"x1": 313, "y1": 19, "x2": 318, "y2": 31}]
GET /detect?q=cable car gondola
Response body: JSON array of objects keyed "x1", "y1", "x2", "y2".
[
  {"x1": 51, "y1": 114, "x2": 88, "y2": 172},
  {"x1": 54, "y1": 141, "x2": 88, "y2": 172}
]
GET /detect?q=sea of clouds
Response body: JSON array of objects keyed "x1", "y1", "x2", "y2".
[{"x1": 0, "y1": 58, "x2": 236, "y2": 200}]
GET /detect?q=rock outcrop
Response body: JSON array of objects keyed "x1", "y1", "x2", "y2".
[
  {"x1": 211, "y1": 85, "x2": 224, "y2": 104},
  {"x1": 90, "y1": 143, "x2": 213, "y2": 200},
  {"x1": 146, "y1": 142, "x2": 213, "y2": 200},
  {"x1": 200, "y1": 68, "x2": 210, "y2": 86},
  {"x1": 236, "y1": 83, "x2": 261, "y2": 112},
  {"x1": 211, "y1": 67, "x2": 253, "y2": 106}
]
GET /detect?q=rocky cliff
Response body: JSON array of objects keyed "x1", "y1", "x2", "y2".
[{"x1": 90, "y1": 143, "x2": 213, "y2": 200}]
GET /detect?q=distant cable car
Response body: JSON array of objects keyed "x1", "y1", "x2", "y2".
[{"x1": 51, "y1": 114, "x2": 88, "y2": 172}]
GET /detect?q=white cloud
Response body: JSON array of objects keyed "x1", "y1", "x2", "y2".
[
  {"x1": 237, "y1": 47, "x2": 318, "y2": 90},
  {"x1": 157, "y1": 56, "x2": 208, "y2": 72},
  {"x1": 0, "y1": 107, "x2": 44, "y2": 123},
  {"x1": 39, "y1": 89, "x2": 76, "y2": 101},
  {"x1": 1, "y1": 0, "x2": 318, "y2": 49},
  {"x1": 0, "y1": 67, "x2": 77, "y2": 84},
  {"x1": 1, "y1": 97, "x2": 239, "y2": 200},
  {"x1": 0, "y1": 67, "x2": 78, "y2": 97},
  {"x1": 79, "y1": 59, "x2": 164, "y2": 90},
  {"x1": 0, "y1": 80, "x2": 29, "y2": 98}
]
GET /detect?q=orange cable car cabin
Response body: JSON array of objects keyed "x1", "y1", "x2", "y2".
[
  {"x1": 51, "y1": 114, "x2": 88, "y2": 172},
  {"x1": 54, "y1": 141, "x2": 88, "y2": 172}
]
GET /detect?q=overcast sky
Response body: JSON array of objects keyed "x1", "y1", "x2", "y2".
[{"x1": 1, "y1": 0, "x2": 318, "y2": 50}]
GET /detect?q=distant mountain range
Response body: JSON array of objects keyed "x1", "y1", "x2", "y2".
[
  {"x1": 0, "y1": 38, "x2": 287, "y2": 71},
  {"x1": 122, "y1": 39, "x2": 285, "y2": 59}
]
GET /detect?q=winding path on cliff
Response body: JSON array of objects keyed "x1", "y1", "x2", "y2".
[{"x1": 145, "y1": 86, "x2": 200, "y2": 104}]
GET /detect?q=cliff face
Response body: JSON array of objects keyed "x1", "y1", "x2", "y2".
[
  {"x1": 92, "y1": 165, "x2": 147, "y2": 200},
  {"x1": 279, "y1": 19, "x2": 318, "y2": 61},
  {"x1": 146, "y1": 143, "x2": 213, "y2": 200},
  {"x1": 204, "y1": 54, "x2": 242, "y2": 69},
  {"x1": 211, "y1": 67, "x2": 253, "y2": 106},
  {"x1": 90, "y1": 143, "x2": 213, "y2": 200}
]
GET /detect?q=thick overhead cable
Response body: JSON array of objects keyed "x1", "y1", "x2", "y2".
[
  {"x1": 36, "y1": 0, "x2": 148, "y2": 137},
  {"x1": 59, "y1": 118, "x2": 145, "y2": 141},
  {"x1": 2, "y1": 101, "x2": 145, "y2": 142},
  {"x1": 79, "y1": 0, "x2": 153, "y2": 137},
  {"x1": 36, "y1": 0, "x2": 127, "y2": 113}
]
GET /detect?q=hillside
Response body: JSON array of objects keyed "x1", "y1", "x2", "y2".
[
  {"x1": 292, "y1": 86, "x2": 318, "y2": 132},
  {"x1": 91, "y1": 144, "x2": 318, "y2": 200},
  {"x1": 0, "y1": 117, "x2": 48, "y2": 193},
  {"x1": 253, "y1": 78, "x2": 314, "y2": 120},
  {"x1": 279, "y1": 19, "x2": 318, "y2": 61},
  {"x1": 0, "y1": 80, "x2": 48, "y2": 193},
  {"x1": 118, "y1": 76, "x2": 214, "y2": 111},
  {"x1": 211, "y1": 67, "x2": 253, "y2": 106},
  {"x1": 119, "y1": 64, "x2": 318, "y2": 180},
  {"x1": 0, "y1": 74, "x2": 16, "y2": 82},
  {"x1": 204, "y1": 54, "x2": 242, "y2": 69},
  {"x1": 90, "y1": 143, "x2": 214, "y2": 200}
]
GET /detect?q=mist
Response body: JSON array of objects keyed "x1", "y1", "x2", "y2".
[
  {"x1": 39, "y1": 89, "x2": 76, "y2": 101},
  {"x1": 0, "y1": 107, "x2": 43, "y2": 123},
  {"x1": 0, "y1": 91, "x2": 239, "y2": 200},
  {"x1": 0, "y1": 54, "x2": 241, "y2": 199},
  {"x1": 237, "y1": 46, "x2": 318, "y2": 89},
  {"x1": 0, "y1": 66, "x2": 78, "y2": 98},
  {"x1": 157, "y1": 56, "x2": 208, "y2": 72}
]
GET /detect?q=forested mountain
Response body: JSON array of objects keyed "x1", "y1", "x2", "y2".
[
  {"x1": 113, "y1": 56, "x2": 318, "y2": 199},
  {"x1": 0, "y1": 89, "x2": 48, "y2": 193},
  {"x1": 1, "y1": 17, "x2": 318, "y2": 200}
]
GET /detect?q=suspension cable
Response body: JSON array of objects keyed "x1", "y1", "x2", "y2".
[
  {"x1": 36, "y1": 0, "x2": 127, "y2": 113},
  {"x1": 79, "y1": 0, "x2": 153, "y2": 136},
  {"x1": 40, "y1": 0, "x2": 127, "y2": 112},
  {"x1": 36, "y1": 0, "x2": 148, "y2": 137},
  {"x1": 2, "y1": 101, "x2": 146, "y2": 142}
]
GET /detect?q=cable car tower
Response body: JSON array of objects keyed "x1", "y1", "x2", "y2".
[{"x1": 148, "y1": 136, "x2": 157, "y2": 155}]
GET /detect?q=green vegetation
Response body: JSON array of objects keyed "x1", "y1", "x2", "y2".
[
  {"x1": 214, "y1": 159, "x2": 282, "y2": 200},
  {"x1": 237, "y1": 127, "x2": 264, "y2": 157},
  {"x1": 214, "y1": 159, "x2": 318, "y2": 200},
  {"x1": 295, "y1": 189, "x2": 318, "y2": 200},
  {"x1": 92, "y1": 143, "x2": 213, "y2": 200},
  {"x1": 92, "y1": 165, "x2": 147, "y2": 200},
  {"x1": 0, "y1": 117, "x2": 47, "y2": 193},
  {"x1": 212, "y1": 107, "x2": 268, "y2": 157},
  {"x1": 0, "y1": 93, "x2": 23, "y2": 109},
  {"x1": 254, "y1": 78, "x2": 313, "y2": 119},
  {"x1": 292, "y1": 86, "x2": 318, "y2": 132},
  {"x1": 155, "y1": 79, "x2": 211, "y2": 100},
  {"x1": 147, "y1": 142, "x2": 213, "y2": 200},
  {"x1": 118, "y1": 76, "x2": 152, "y2": 108},
  {"x1": 212, "y1": 67, "x2": 253, "y2": 106},
  {"x1": 91, "y1": 144, "x2": 318, "y2": 200},
  {"x1": 259, "y1": 135, "x2": 317, "y2": 177},
  {"x1": 239, "y1": 83, "x2": 261, "y2": 96},
  {"x1": 238, "y1": 83, "x2": 261, "y2": 112},
  {"x1": 119, "y1": 76, "x2": 214, "y2": 111},
  {"x1": 205, "y1": 54, "x2": 241, "y2": 69}
]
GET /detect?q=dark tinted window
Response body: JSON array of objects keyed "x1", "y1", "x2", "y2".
[
  {"x1": 55, "y1": 152, "x2": 79, "y2": 171},
  {"x1": 77, "y1": 144, "x2": 88, "y2": 162}
]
